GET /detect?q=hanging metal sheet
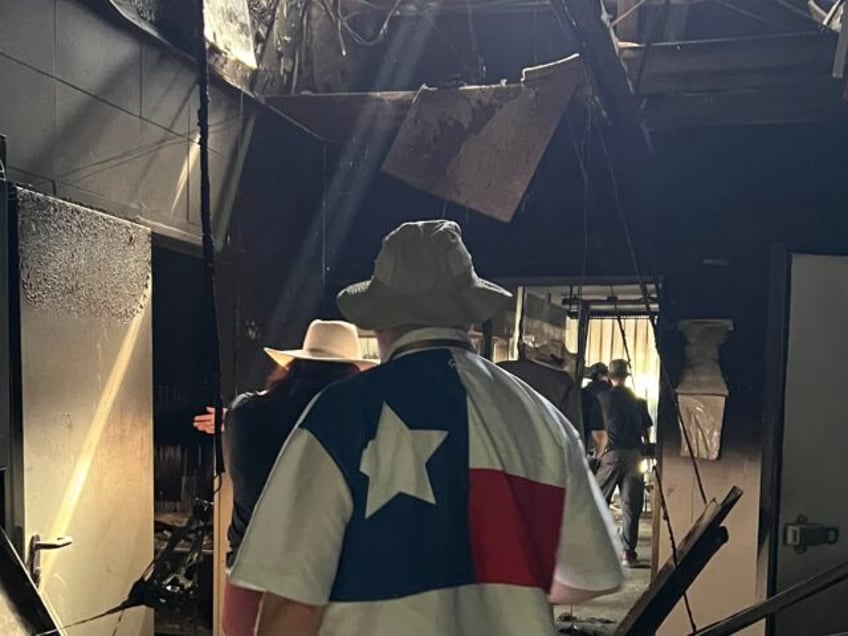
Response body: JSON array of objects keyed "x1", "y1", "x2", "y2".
[{"x1": 381, "y1": 55, "x2": 587, "y2": 223}]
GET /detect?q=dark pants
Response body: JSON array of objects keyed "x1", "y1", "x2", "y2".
[{"x1": 596, "y1": 449, "x2": 644, "y2": 556}]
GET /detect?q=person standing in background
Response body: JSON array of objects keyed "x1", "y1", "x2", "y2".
[
  {"x1": 194, "y1": 320, "x2": 373, "y2": 636},
  {"x1": 594, "y1": 359, "x2": 652, "y2": 567},
  {"x1": 499, "y1": 340, "x2": 583, "y2": 435}
]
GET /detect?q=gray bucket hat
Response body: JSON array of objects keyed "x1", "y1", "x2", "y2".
[{"x1": 337, "y1": 220, "x2": 513, "y2": 330}]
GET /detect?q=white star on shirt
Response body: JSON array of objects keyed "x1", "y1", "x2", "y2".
[{"x1": 359, "y1": 403, "x2": 448, "y2": 519}]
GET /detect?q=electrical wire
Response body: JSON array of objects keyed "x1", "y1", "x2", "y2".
[
  {"x1": 607, "y1": 283, "x2": 699, "y2": 631},
  {"x1": 595, "y1": 202, "x2": 700, "y2": 632},
  {"x1": 317, "y1": 0, "x2": 405, "y2": 48},
  {"x1": 405, "y1": 4, "x2": 484, "y2": 79},
  {"x1": 611, "y1": 0, "x2": 650, "y2": 28},
  {"x1": 608, "y1": 287, "x2": 699, "y2": 630},
  {"x1": 465, "y1": 0, "x2": 486, "y2": 82},
  {"x1": 565, "y1": 108, "x2": 592, "y2": 313},
  {"x1": 714, "y1": 0, "x2": 789, "y2": 29},
  {"x1": 654, "y1": 464, "x2": 699, "y2": 632},
  {"x1": 613, "y1": 290, "x2": 633, "y2": 365},
  {"x1": 633, "y1": 0, "x2": 673, "y2": 94},
  {"x1": 110, "y1": 609, "x2": 126, "y2": 636},
  {"x1": 595, "y1": 126, "x2": 708, "y2": 506},
  {"x1": 57, "y1": 116, "x2": 240, "y2": 185},
  {"x1": 770, "y1": 0, "x2": 826, "y2": 25}
]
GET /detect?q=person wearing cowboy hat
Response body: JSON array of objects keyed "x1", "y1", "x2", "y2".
[
  {"x1": 194, "y1": 320, "x2": 373, "y2": 636},
  {"x1": 230, "y1": 221, "x2": 623, "y2": 636}
]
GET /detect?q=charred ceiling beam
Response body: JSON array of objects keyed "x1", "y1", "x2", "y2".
[{"x1": 547, "y1": 0, "x2": 650, "y2": 151}]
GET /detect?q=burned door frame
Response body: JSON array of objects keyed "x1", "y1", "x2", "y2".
[
  {"x1": 2, "y1": 184, "x2": 26, "y2": 558},
  {"x1": 756, "y1": 244, "x2": 791, "y2": 635}
]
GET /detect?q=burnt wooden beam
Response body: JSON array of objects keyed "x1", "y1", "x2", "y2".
[{"x1": 548, "y1": 0, "x2": 651, "y2": 151}]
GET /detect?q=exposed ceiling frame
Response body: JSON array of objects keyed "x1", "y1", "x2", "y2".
[{"x1": 547, "y1": 0, "x2": 652, "y2": 151}]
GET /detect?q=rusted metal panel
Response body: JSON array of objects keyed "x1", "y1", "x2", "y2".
[{"x1": 381, "y1": 56, "x2": 587, "y2": 223}]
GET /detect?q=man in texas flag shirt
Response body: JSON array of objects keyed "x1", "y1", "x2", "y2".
[{"x1": 230, "y1": 220, "x2": 623, "y2": 635}]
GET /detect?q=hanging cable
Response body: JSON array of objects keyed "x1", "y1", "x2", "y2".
[
  {"x1": 612, "y1": 289, "x2": 634, "y2": 366},
  {"x1": 317, "y1": 0, "x2": 405, "y2": 48},
  {"x1": 110, "y1": 609, "x2": 126, "y2": 636},
  {"x1": 595, "y1": 126, "x2": 708, "y2": 506},
  {"x1": 609, "y1": 287, "x2": 699, "y2": 631},
  {"x1": 566, "y1": 107, "x2": 593, "y2": 312},
  {"x1": 633, "y1": 0, "x2": 672, "y2": 94},
  {"x1": 196, "y1": 0, "x2": 226, "y2": 479}
]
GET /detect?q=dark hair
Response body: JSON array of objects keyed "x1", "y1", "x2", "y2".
[{"x1": 264, "y1": 359, "x2": 360, "y2": 393}]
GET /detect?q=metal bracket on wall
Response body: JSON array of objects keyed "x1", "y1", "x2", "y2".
[
  {"x1": 783, "y1": 515, "x2": 839, "y2": 554},
  {"x1": 27, "y1": 534, "x2": 73, "y2": 587}
]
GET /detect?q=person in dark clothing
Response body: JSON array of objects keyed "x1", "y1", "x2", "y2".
[
  {"x1": 582, "y1": 362, "x2": 610, "y2": 457},
  {"x1": 594, "y1": 359, "x2": 652, "y2": 567},
  {"x1": 194, "y1": 320, "x2": 373, "y2": 636},
  {"x1": 225, "y1": 359, "x2": 361, "y2": 565},
  {"x1": 499, "y1": 340, "x2": 582, "y2": 433}
]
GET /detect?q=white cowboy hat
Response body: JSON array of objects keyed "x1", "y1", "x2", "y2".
[
  {"x1": 337, "y1": 220, "x2": 513, "y2": 330},
  {"x1": 264, "y1": 320, "x2": 376, "y2": 370}
]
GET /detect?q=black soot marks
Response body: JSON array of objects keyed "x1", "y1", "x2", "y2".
[{"x1": 17, "y1": 189, "x2": 152, "y2": 323}]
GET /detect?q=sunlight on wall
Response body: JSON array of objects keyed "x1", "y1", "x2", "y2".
[{"x1": 39, "y1": 288, "x2": 149, "y2": 586}]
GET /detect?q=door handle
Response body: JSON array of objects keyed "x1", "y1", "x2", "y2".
[
  {"x1": 28, "y1": 534, "x2": 74, "y2": 587},
  {"x1": 783, "y1": 515, "x2": 839, "y2": 554}
]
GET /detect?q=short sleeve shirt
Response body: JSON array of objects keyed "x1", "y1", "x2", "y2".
[{"x1": 230, "y1": 328, "x2": 623, "y2": 635}]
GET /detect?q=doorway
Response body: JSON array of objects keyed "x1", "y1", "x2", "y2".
[
  {"x1": 492, "y1": 281, "x2": 661, "y2": 633},
  {"x1": 151, "y1": 245, "x2": 215, "y2": 636}
]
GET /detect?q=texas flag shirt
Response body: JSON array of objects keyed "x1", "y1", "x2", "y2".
[{"x1": 229, "y1": 328, "x2": 623, "y2": 635}]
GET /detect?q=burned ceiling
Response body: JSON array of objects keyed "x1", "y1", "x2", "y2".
[{"x1": 103, "y1": 0, "x2": 282, "y2": 92}]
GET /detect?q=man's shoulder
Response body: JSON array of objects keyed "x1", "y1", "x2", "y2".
[{"x1": 306, "y1": 364, "x2": 385, "y2": 410}]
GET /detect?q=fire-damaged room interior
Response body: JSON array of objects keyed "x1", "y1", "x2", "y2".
[{"x1": 1, "y1": 0, "x2": 848, "y2": 634}]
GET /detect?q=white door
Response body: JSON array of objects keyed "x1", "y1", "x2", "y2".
[
  {"x1": 16, "y1": 189, "x2": 154, "y2": 635},
  {"x1": 774, "y1": 253, "x2": 848, "y2": 635}
]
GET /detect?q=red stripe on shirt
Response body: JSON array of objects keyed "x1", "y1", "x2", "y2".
[{"x1": 468, "y1": 468, "x2": 565, "y2": 589}]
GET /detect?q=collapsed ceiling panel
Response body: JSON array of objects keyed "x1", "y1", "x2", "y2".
[{"x1": 381, "y1": 55, "x2": 587, "y2": 223}]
